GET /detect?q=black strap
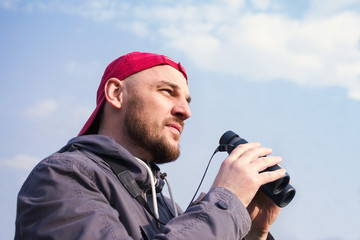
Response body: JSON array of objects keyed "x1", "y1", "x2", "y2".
[{"x1": 103, "y1": 157, "x2": 166, "y2": 226}]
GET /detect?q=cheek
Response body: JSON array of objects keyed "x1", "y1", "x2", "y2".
[
  {"x1": 134, "y1": 92, "x2": 173, "y2": 120},
  {"x1": 146, "y1": 98, "x2": 172, "y2": 116}
]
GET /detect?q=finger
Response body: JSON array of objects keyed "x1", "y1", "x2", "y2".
[
  {"x1": 253, "y1": 156, "x2": 283, "y2": 172},
  {"x1": 237, "y1": 146, "x2": 273, "y2": 164},
  {"x1": 227, "y1": 142, "x2": 261, "y2": 161},
  {"x1": 259, "y1": 168, "x2": 286, "y2": 185}
]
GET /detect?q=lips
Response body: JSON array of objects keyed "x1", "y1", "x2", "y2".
[{"x1": 167, "y1": 122, "x2": 183, "y2": 134}]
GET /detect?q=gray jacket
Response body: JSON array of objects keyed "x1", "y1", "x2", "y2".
[{"x1": 15, "y1": 135, "x2": 251, "y2": 239}]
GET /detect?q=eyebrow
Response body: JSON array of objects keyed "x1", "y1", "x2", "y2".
[{"x1": 158, "y1": 80, "x2": 191, "y2": 104}]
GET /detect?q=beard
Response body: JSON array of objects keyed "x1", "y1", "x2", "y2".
[{"x1": 123, "y1": 96, "x2": 181, "y2": 164}]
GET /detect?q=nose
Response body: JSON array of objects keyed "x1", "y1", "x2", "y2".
[{"x1": 172, "y1": 98, "x2": 191, "y2": 121}]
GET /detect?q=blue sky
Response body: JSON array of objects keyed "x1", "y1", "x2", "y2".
[{"x1": 1, "y1": 0, "x2": 360, "y2": 239}]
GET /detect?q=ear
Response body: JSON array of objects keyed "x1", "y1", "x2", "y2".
[{"x1": 104, "y1": 78, "x2": 124, "y2": 109}]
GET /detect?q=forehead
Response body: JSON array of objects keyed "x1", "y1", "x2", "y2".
[{"x1": 125, "y1": 65, "x2": 190, "y2": 94}]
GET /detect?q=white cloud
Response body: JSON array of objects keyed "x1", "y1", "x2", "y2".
[
  {"x1": 135, "y1": 5, "x2": 359, "y2": 99},
  {"x1": 1, "y1": 0, "x2": 128, "y2": 21},
  {"x1": 0, "y1": 0, "x2": 20, "y2": 10},
  {"x1": 23, "y1": 97, "x2": 93, "y2": 136},
  {"x1": 23, "y1": 97, "x2": 91, "y2": 135},
  {"x1": 2, "y1": 0, "x2": 360, "y2": 100},
  {"x1": 0, "y1": 154, "x2": 39, "y2": 170},
  {"x1": 25, "y1": 99, "x2": 58, "y2": 118},
  {"x1": 307, "y1": 0, "x2": 360, "y2": 16},
  {"x1": 116, "y1": 1, "x2": 360, "y2": 100},
  {"x1": 129, "y1": 21, "x2": 149, "y2": 38},
  {"x1": 134, "y1": 3, "x2": 360, "y2": 100},
  {"x1": 57, "y1": 0, "x2": 124, "y2": 22},
  {"x1": 251, "y1": 0, "x2": 270, "y2": 10}
]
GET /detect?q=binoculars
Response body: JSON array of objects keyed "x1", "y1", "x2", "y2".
[{"x1": 219, "y1": 130, "x2": 296, "y2": 208}]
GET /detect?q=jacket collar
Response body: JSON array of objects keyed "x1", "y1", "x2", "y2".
[{"x1": 59, "y1": 134, "x2": 165, "y2": 193}]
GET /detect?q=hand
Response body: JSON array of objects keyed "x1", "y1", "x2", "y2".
[
  {"x1": 211, "y1": 142, "x2": 285, "y2": 240},
  {"x1": 245, "y1": 191, "x2": 281, "y2": 240},
  {"x1": 212, "y1": 142, "x2": 286, "y2": 207}
]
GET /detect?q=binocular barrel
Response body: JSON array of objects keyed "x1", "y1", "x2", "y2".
[{"x1": 219, "y1": 130, "x2": 295, "y2": 208}]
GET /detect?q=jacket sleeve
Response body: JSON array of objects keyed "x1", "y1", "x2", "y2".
[
  {"x1": 154, "y1": 187, "x2": 251, "y2": 240},
  {"x1": 15, "y1": 155, "x2": 134, "y2": 240}
]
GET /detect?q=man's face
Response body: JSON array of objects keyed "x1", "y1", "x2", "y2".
[{"x1": 122, "y1": 65, "x2": 191, "y2": 163}]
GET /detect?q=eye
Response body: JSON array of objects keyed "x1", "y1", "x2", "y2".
[{"x1": 161, "y1": 88, "x2": 173, "y2": 94}]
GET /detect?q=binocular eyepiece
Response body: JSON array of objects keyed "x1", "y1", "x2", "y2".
[{"x1": 219, "y1": 130, "x2": 296, "y2": 208}]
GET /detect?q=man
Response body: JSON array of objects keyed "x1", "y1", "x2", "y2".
[{"x1": 15, "y1": 52, "x2": 286, "y2": 239}]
